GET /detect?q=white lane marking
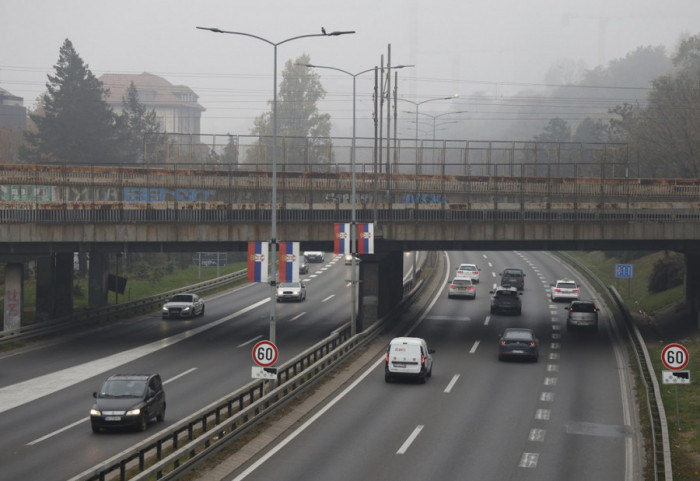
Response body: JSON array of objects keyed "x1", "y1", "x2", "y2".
[
  {"x1": 535, "y1": 409, "x2": 551, "y2": 421},
  {"x1": 549, "y1": 353, "x2": 560, "y2": 360},
  {"x1": 397, "y1": 425, "x2": 424, "y2": 455},
  {"x1": 547, "y1": 364, "x2": 559, "y2": 372},
  {"x1": 444, "y1": 375, "x2": 460, "y2": 393},
  {"x1": 529, "y1": 428, "x2": 546, "y2": 442},
  {"x1": 484, "y1": 315, "x2": 491, "y2": 326},
  {"x1": 0, "y1": 298, "x2": 269, "y2": 415},
  {"x1": 551, "y1": 342, "x2": 560, "y2": 349},
  {"x1": 469, "y1": 341, "x2": 480, "y2": 354},
  {"x1": 237, "y1": 335, "x2": 263, "y2": 348},
  {"x1": 289, "y1": 312, "x2": 306, "y2": 322},
  {"x1": 322, "y1": 295, "x2": 335, "y2": 302},
  {"x1": 540, "y1": 392, "x2": 555, "y2": 402},
  {"x1": 519, "y1": 452, "x2": 539, "y2": 468},
  {"x1": 544, "y1": 377, "x2": 558, "y2": 386},
  {"x1": 27, "y1": 368, "x2": 198, "y2": 446}
]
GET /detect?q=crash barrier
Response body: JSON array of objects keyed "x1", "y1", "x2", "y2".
[
  {"x1": 0, "y1": 269, "x2": 248, "y2": 344},
  {"x1": 68, "y1": 251, "x2": 435, "y2": 481}
]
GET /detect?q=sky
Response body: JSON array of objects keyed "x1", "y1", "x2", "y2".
[{"x1": 2, "y1": 0, "x2": 699, "y2": 140}]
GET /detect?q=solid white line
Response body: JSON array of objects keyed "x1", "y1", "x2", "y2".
[
  {"x1": 469, "y1": 341, "x2": 480, "y2": 354},
  {"x1": 397, "y1": 425, "x2": 424, "y2": 454},
  {"x1": 0, "y1": 298, "x2": 269, "y2": 416},
  {"x1": 444, "y1": 374, "x2": 460, "y2": 393},
  {"x1": 27, "y1": 368, "x2": 198, "y2": 445},
  {"x1": 237, "y1": 335, "x2": 263, "y2": 348},
  {"x1": 322, "y1": 295, "x2": 335, "y2": 302}
]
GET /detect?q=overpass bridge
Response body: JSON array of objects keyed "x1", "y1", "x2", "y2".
[{"x1": 1, "y1": 157, "x2": 699, "y2": 330}]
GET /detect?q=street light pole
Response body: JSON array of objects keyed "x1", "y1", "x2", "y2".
[
  {"x1": 197, "y1": 27, "x2": 355, "y2": 343},
  {"x1": 302, "y1": 63, "x2": 411, "y2": 336}
]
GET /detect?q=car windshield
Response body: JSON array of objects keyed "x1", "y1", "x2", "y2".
[
  {"x1": 100, "y1": 379, "x2": 147, "y2": 397},
  {"x1": 170, "y1": 294, "x2": 193, "y2": 302},
  {"x1": 459, "y1": 265, "x2": 476, "y2": 271},
  {"x1": 496, "y1": 290, "x2": 517, "y2": 297},
  {"x1": 504, "y1": 330, "x2": 534, "y2": 341},
  {"x1": 557, "y1": 282, "x2": 576, "y2": 289},
  {"x1": 279, "y1": 282, "x2": 300, "y2": 288},
  {"x1": 504, "y1": 270, "x2": 522, "y2": 277},
  {"x1": 451, "y1": 279, "x2": 471, "y2": 286},
  {"x1": 572, "y1": 303, "x2": 596, "y2": 312}
]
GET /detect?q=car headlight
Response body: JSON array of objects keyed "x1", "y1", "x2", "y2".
[
  {"x1": 126, "y1": 408, "x2": 141, "y2": 416},
  {"x1": 90, "y1": 408, "x2": 101, "y2": 416},
  {"x1": 162, "y1": 306, "x2": 169, "y2": 312},
  {"x1": 182, "y1": 306, "x2": 191, "y2": 312}
]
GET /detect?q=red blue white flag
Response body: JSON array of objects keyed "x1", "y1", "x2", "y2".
[
  {"x1": 334, "y1": 223, "x2": 351, "y2": 254},
  {"x1": 247, "y1": 242, "x2": 269, "y2": 283},
  {"x1": 357, "y1": 223, "x2": 374, "y2": 254},
  {"x1": 278, "y1": 241, "x2": 299, "y2": 282}
]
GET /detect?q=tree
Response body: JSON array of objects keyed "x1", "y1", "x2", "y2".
[
  {"x1": 20, "y1": 39, "x2": 120, "y2": 164},
  {"x1": 246, "y1": 54, "x2": 333, "y2": 167},
  {"x1": 116, "y1": 82, "x2": 164, "y2": 164},
  {"x1": 534, "y1": 118, "x2": 571, "y2": 142}
]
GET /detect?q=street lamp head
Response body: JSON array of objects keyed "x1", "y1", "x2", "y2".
[
  {"x1": 196, "y1": 26, "x2": 223, "y2": 33},
  {"x1": 326, "y1": 30, "x2": 356, "y2": 36}
]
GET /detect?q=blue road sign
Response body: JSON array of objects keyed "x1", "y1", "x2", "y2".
[{"x1": 615, "y1": 264, "x2": 634, "y2": 278}]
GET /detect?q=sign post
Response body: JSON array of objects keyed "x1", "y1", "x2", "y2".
[
  {"x1": 614, "y1": 264, "x2": 633, "y2": 298},
  {"x1": 661, "y1": 343, "x2": 691, "y2": 431}
]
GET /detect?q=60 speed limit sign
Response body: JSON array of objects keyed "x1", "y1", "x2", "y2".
[
  {"x1": 252, "y1": 341, "x2": 278, "y2": 367},
  {"x1": 661, "y1": 343, "x2": 689, "y2": 370}
]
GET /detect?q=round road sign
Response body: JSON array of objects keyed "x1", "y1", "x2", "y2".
[
  {"x1": 661, "y1": 343, "x2": 689, "y2": 370},
  {"x1": 253, "y1": 341, "x2": 279, "y2": 367}
]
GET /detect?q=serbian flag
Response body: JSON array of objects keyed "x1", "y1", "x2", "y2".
[
  {"x1": 357, "y1": 223, "x2": 374, "y2": 254},
  {"x1": 334, "y1": 223, "x2": 351, "y2": 254},
  {"x1": 247, "y1": 242, "x2": 269, "y2": 283},
  {"x1": 278, "y1": 241, "x2": 299, "y2": 282}
]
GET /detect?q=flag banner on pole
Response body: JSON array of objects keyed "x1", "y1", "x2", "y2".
[
  {"x1": 247, "y1": 242, "x2": 269, "y2": 283},
  {"x1": 334, "y1": 223, "x2": 351, "y2": 254},
  {"x1": 357, "y1": 223, "x2": 374, "y2": 254},
  {"x1": 278, "y1": 241, "x2": 299, "y2": 282}
]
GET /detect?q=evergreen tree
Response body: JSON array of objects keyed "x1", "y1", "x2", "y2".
[
  {"x1": 20, "y1": 39, "x2": 119, "y2": 164},
  {"x1": 116, "y1": 82, "x2": 164, "y2": 163},
  {"x1": 246, "y1": 54, "x2": 333, "y2": 167}
]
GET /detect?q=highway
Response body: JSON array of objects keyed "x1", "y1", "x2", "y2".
[
  {"x1": 0, "y1": 251, "x2": 641, "y2": 480},
  {"x1": 216, "y1": 251, "x2": 641, "y2": 481},
  {"x1": 0, "y1": 254, "x2": 358, "y2": 481}
]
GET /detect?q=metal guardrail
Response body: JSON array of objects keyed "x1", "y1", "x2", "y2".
[
  {"x1": 68, "y1": 252, "x2": 436, "y2": 481},
  {"x1": 0, "y1": 269, "x2": 248, "y2": 346},
  {"x1": 559, "y1": 252, "x2": 671, "y2": 480}
]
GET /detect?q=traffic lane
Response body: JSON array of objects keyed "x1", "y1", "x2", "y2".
[
  {"x1": 0, "y1": 261, "x2": 355, "y2": 480},
  {"x1": 0, "y1": 281, "x2": 271, "y2": 389}
]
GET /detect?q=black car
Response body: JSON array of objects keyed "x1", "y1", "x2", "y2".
[
  {"x1": 500, "y1": 268, "x2": 525, "y2": 290},
  {"x1": 498, "y1": 328, "x2": 539, "y2": 362},
  {"x1": 299, "y1": 258, "x2": 309, "y2": 274},
  {"x1": 490, "y1": 286, "x2": 522, "y2": 314},
  {"x1": 90, "y1": 373, "x2": 166, "y2": 433}
]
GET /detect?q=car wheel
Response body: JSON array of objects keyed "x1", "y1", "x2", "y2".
[
  {"x1": 139, "y1": 412, "x2": 149, "y2": 432},
  {"x1": 490, "y1": 307, "x2": 495, "y2": 314},
  {"x1": 200, "y1": 305, "x2": 205, "y2": 316},
  {"x1": 419, "y1": 375, "x2": 426, "y2": 384},
  {"x1": 156, "y1": 404, "x2": 165, "y2": 423},
  {"x1": 91, "y1": 424, "x2": 100, "y2": 434},
  {"x1": 385, "y1": 374, "x2": 391, "y2": 383},
  {"x1": 517, "y1": 308, "x2": 522, "y2": 315},
  {"x1": 566, "y1": 321, "x2": 572, "y2": 331}
]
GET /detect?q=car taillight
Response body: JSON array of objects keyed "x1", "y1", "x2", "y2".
[
  {"x1": 554, "y1": 289, "x2": 561, "y2": 292},
  {"x1": 572, "y1": 289, "x2": 579, "y2": 293},
  {"x1": 421, "y1": 354, "x2": 425, "y2": 366},
  {"x1": 529, "y1": 342, "x2": 536, "y2": 346},
  {"x1": 500, "y1": 340, "x2": 507, "y2": 345},
  {"x1": 385, "y1": 353, "x2": 389, "y2": 363},
  {"x1": 468, "y1": 286, "x2": 474, "y2": 290}
]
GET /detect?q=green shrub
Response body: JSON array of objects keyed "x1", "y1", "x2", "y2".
[{"x1": 648, "y1": 254, "x2": 684, "y2": 293}]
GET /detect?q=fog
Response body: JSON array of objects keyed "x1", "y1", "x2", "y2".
[{"x1": 2, "y1": 0, "x2": 698, "y2": 140}]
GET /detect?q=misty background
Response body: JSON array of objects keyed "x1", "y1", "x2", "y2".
[{"x1": 2, "y1": 0, "x2": 699, "y2": 142}]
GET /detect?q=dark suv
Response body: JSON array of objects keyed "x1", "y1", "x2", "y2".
[
  {"x1": 90, "y1": 373, "x2": 166, "y2": 433},
  {"x1": 500, "y1": 268, "x2": 525, "y2": 290},
  {"x1": 490, "y1": 286, "x2": 522, "y2": 314}
]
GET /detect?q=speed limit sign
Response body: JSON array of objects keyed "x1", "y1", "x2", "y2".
[
  {"x1": 661, "y1": 343, "x2": 689, "y2": 370},
  {"x1": 252, "y1": 341, "x2": 279, "y2": 367}
]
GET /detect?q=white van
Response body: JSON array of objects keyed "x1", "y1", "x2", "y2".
[{"x1": 385, "y1": 337, "x2": 434, "y2": 383}]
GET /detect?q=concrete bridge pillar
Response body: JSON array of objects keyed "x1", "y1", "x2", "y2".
[
  {"x1": 36, "y1": 253, "x2": 74, "y2": 322},
  {"x1": 685, "y1": 253, "x2": 700, "y2": 329},
  {"x1": 358, "y1": 251, "x2": 404, "y2": 331},
  {"x1": 3, "y1": 263, "x2": 23, "y2": 330},
  {"x1": 88, "y1": 250, "x2": 109, "y2": 308}
]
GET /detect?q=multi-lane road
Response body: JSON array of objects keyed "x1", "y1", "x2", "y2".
[{"x1": 0, "y1": 251, "x2": 642, "y2": 481}]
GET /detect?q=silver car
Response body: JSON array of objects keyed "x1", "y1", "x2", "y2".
[
  {"x1": 161, "y1": 293, "x2": 205, "y2": 319},
  {"x1": 276, "y1": 281, "x2": 307, "y2": 302},
  {"x1": 565, "y1": 300, "x2": 599, "y2": 330}
]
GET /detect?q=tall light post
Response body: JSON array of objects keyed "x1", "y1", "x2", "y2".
[
  {"x1": 398, "y1": 95, "x2": 457, "y2": 285},
  {"x1": 198, "y1": 27, "x2": 355, "y2": 344},
  {"x1": 301, "y1": 62, "x2": 412, "y2": 336}
]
